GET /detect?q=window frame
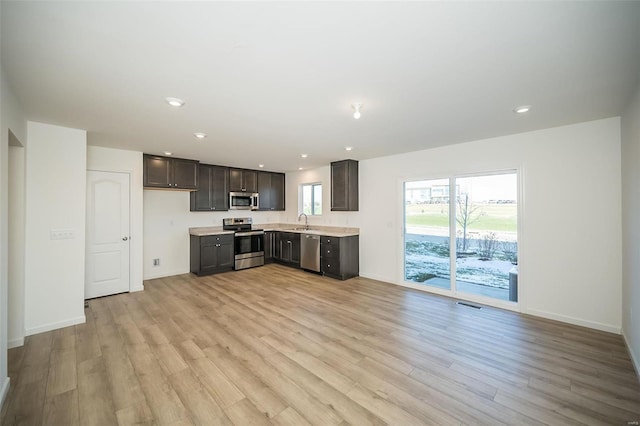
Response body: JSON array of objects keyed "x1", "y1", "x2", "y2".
[{"x1": 300, "y1": 182, "x2": 323, "y2": 216}]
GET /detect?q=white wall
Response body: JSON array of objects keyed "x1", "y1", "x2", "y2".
[
  {"x1": 365, "y1": 118, "x2": 621, "y2": 332},
  {"x1": 286, "y1": 118, "x2": 623, "y2": 333},
  {"x1": 621, "y1": 84, "x2": 640, "y2": 374},
  {"x1": 143, "y1": 191, "x2": 284, "y2": 279},
  {"x1": 0, "y1": 62, "x2": 28, "y2": 408},
  {"x1": 283, "y1": 166, "x2": 362, "y2": 228},
  {"x1": 8, "y1": 143, "x2": 25, "y2": 348},
  {"x1": 87, "y1": 146, "x2": 144, "y2": 292},
  {"x1": 24, "y1": 122, "x2": 87, "y2": 335}
]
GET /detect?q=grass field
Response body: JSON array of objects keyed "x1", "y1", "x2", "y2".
[{"x1": 405, "y1": 203, "x2": 517, "y2": 232}]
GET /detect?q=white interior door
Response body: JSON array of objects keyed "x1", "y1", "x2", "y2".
[{"x1": 85, "y1": 170, "x2": 130, "y2": 299}]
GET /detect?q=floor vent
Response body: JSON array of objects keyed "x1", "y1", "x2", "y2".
[{"x1": 456, "y1": 301, "x2": 482, "y2": 309}]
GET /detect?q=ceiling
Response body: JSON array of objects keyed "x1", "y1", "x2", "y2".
[{"x1": 2, "y1": 2, "x2": 640, "y2": 172}]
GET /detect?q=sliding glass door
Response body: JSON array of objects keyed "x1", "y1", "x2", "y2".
[
  {"x1": 404, "y1": 171, "x2": 518, "y2": 304},
  {"x1": 404, "y1": 179, "x2": 451, "y2": 290}
]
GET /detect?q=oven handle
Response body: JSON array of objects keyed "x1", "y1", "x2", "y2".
[{"x1": 235, "y1": 231, "x2": 265, "y2": 237}]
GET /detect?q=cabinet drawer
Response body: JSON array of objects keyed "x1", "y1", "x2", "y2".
[
  {"x1": 322, "y1": 245, "x2": 339, "y2": 259},
  {"x1": 201, "y1": 234, "x2": 232, "y2": 245},
  {"x1": 323, "y1": 259, "x2": 341, "y2": 275}
]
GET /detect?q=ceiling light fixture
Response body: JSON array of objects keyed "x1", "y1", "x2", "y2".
[
  {"x1": 301, "y1": 154, "x2": 308, "y2": 158},
  {"x1": 259, "y1": 164, "x2": 264, "y2": 168},
  {"x1": 352, "y1": 103, "x2": 363, "y2": 119},
  {"x1": 298, "y1": 167, "x2": 303, "y2": 170},
  {"x1": 514, "y1": 105, "x2": 531, "y2": 114},
  {"x1": 193, "y1": 132, "x2": 207, "y2": 139},
  {"x1": 164, "y1": 151, "x2": 172, "y2": 156},
  {"x1": 345, "y1": 146, "x2": 353, "y2": 151},
  {"x1": 165, "y1": 97, "x2": 185, "y2": 107}
]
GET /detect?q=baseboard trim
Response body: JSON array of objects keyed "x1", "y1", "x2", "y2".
[
  {"x1": 8, "y1": 337, "x2": 24, "y2": 349},
  {"x1": 130, "y1": 284, "x2": 144, "y2": 293},
  {"x1": 622, "y1": 330, "x2": 640, "y2": 382},
  {"x1": 525, "y1": 308, "x2": 621, "y2": 334},
  {"x1": 361, "y1": 273, "x2": 622, "y2": 335},
  {"x1": 25, "y1": 315, "x2": 86, "y2": 336},
  {"x1": 144, "y1": 269, "x2": 189, "y2": 280},
  {"x1": 0, "y1": 377, "x2": 10, "y2": 413}
]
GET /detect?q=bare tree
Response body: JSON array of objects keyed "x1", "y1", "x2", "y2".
[{"x1": 456, "y1": 193, "x2": 483, "y2": 252}]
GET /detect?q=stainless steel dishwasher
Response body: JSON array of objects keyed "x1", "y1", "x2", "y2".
[{"x1": 300, "y1": 234, "x2": 321, "y2": 272}]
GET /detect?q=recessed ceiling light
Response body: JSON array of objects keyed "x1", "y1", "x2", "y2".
[
  {"x1": 298, "y1": 167, "x2": 303, "y2": 170},
  {"x1": 164, "y1": 151, "x2": 172, "y2": 156},
  {"x1": 513, "y1": 105, "x2": 531, "y2": 114},
  {"x1": 193, "y1": 132, "x2": 207, "y2": 139},
  {"x1": 301, "y1": 154, "x2": 308, "y2": 158},
  {"x1": 165, "y1": 97, "x2": 185, "y2": 107},
  {"x1": 345, "y1": 146, "x2": 353, "y2": 151},
  {"x1": 259, "y1": 164, "x2": 264, "y2": 168}
]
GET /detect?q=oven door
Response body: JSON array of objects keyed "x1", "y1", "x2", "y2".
[{"x1": 235, "y1": 231, "x2": 264, "y2": 256}]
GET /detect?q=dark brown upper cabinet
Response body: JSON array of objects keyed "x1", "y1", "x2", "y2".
[
  {"x1": 257, "y1": 171, "x2": 285, "y2": 211},
  {"x1": 331, "y1": 159, "x2": 358, "y2": 211},
  {"x1": 229, "y1": 168, "x2": 257, "y2": 193},
  {"x1": 190, "y1": 164, "x2": 229, "y2": 211},
  {"x1": 144, "y1": 154, "x2": 199, "y2": 190}
]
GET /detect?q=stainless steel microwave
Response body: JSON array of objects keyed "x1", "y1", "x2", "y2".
[{"x1": 229, "y1": 192, "x2": 259, "y2": 210}]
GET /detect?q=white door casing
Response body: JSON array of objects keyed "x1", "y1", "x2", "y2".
[{"x1": 85, "y1": 170, "x2": 130, "y2": 299}]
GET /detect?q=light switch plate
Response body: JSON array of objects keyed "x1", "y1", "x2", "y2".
[{"x1": 50, "y1": 229, "x2": 76, "y2": 240}]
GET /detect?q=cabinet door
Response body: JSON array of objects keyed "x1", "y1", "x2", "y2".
[
  {"x1": 271, "y1": 173, "x2": 285, "y2": 211},
  {"x1": 244, "y1": 170, "x2": 258, "y2": 193},
  {"x1": 229, "y1": 168, "x2": 243, "y2": 191},
  {"x1": 331, "y1": 159, "x2": 358, "y2": 211},
  {"x1": 191, "y1": 164, "x2": 213, "y2": 211},
  {"x1": 200, "y1": 236, "x2": 220, "y2": 273},
  {"x1": 290, "y1": 235, "x2": 301, "y2": 264},
  {"x1": 257, "y1": 172, "x2": 272, "y2": 210},
  {"x1": 144, "y1": 155, "x2": 172, "y2": 188},
  {"x1": 172, "y1": 158, "x2": 198, "y2": 189},
  {"x1": 211, "y1": 166, "x2": 229, "y2": 210},
  {"x1": 217, "y1": 238, "x2": 235, "y2": 269},
  {"x1": 278, "y1": 233, "x2": 291, "y2": 262}
]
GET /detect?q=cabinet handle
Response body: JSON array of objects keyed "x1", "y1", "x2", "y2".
[
  {"x1": 327, "y1": 264, "x2": 331, "y2": 268},
  {"x1": 168, "y1": 184, "x2": 171, "y2": 187},
  {"x1": 327, "y1": 250, "x2": 331, "y2": 254}
]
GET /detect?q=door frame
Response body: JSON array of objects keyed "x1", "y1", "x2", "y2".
[
  {"x1": 86, "y1": 168, "x2": 133, "y2": 294},
  {"x1": 397, "y1": 167, "x2": 524, "y2": 313}
]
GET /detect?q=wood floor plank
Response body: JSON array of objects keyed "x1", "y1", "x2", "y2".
[
  {"x1": 42, "y1": 389, "x2": 80, "y2": 426},
  {"x1": 3, "y1": 264, "x2": 640, "y2": 426},
  {"x1": 77, "y1": 357, "x2": 118, "y2": 426},
  {"x1": 126, "y1": 343, "x2": 192, "y2": 425},
  {"x1": 168, "y1": 368, "x2": 229, "y2": 425}
]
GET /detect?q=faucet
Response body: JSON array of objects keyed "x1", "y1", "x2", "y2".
[{"x1": 298, "y1": 213, "x2": 309, "y2": 230}]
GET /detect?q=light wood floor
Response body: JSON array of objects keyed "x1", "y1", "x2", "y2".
[{"x1": 2, "y1": 264, "x2": 640, "y2": 425}]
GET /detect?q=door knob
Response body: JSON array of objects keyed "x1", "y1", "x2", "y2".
[{"x1": 122, "y1": 237, "x2": 128, "y2": 241}]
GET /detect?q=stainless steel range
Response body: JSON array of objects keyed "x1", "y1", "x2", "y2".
[{"x1": 223, "y1": 218, "x2": 264, "y2": 270}]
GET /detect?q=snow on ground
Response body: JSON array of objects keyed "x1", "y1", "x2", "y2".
[{"x1": 405, "y1": 234, "x2": 515, "y2": 289}]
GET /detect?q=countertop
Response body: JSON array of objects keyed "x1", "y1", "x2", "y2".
[{"x1": 189, "y1": 223, "x2": 359, "y2": 237}]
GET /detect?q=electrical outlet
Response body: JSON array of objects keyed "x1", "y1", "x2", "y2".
[{"x1": 153, "y1": 258, "x2": 160, "y2": 266}]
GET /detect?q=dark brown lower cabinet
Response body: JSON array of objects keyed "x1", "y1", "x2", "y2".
[
  {"x1": 190, "y1": 234, "x2": 234, "y2": 276},
  {"x1": 321, "y1": 235, "x2": 359, "y2": 280},
  {"x1": 264, "y1": 231, "x2": 277, "y2": 263},
  {"x1": 276, "y1": 232, "x2": 300, "y2": 267}
]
